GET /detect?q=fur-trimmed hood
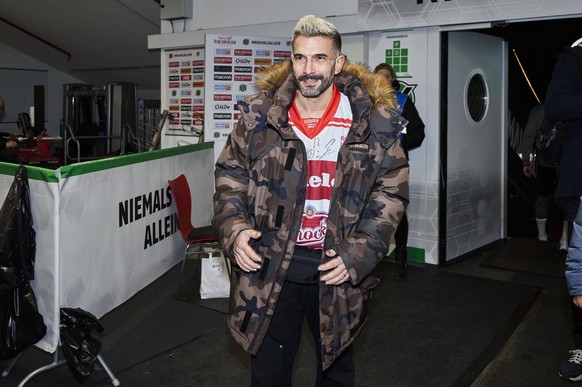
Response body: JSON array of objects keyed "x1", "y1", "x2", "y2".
[{"x1": 254, "y1": 59, "x2": 397, "y2": 110}]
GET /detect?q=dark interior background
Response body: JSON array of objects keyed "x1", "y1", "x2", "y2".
[{"x1": 485, "y1": 17, "x2": 582, "y2": 127}]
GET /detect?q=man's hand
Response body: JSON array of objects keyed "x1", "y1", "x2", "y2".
[
  {"x1": 573, "y1": 295, "x2": 582, "y2": 309},
  {"x1": 5, "y1": 140, "x2": 17, "y2": 149},
  {"x1": 319, "y1": 249, "x2": 350, "y2": 285},
  {"x1": 523, "y1": 165, "x2": 533, "y2": 178},
  {"x1": 232, "y1": 229, "x2": 262, "y2": 272}
]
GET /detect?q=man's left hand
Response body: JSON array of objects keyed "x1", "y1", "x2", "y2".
[{"x1": 319, "y1": 249, "x2": 350, "y2": 285}]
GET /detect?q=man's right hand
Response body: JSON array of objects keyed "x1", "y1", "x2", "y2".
[
  {"x1": 523, "y1": 165, "x2": 533, "y2": 178},
  {"x1": 5, "y1": 140, "x2": 17, "y2": 149},
  {"x1": 233, "y1": 229, "x2": 262, "y2": 272}
]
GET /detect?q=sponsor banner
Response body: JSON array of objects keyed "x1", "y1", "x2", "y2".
[
  {"x1": 164, "y1": 48, "x2": 206, "y2": 144},
  {"x1": 204, "y1": 34, "x2": 291, "y2": 160},
  {"x1": 0, "y1": 145, "x2": 214, "y2": 353}
]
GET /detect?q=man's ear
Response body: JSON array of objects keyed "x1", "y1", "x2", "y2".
[{"x1": 335, "y1": 54, "x2": 345, "y2": 75}]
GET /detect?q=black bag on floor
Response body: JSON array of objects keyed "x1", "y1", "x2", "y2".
[
  {"x1": 0, "y1": 165, "x2": 47, "y2": 360},
  {"x1": 60, "y1": 307, "x2": 104, "y2": 384}
]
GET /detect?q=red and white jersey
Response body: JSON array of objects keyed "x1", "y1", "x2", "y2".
[{"x1": 289, "y1": 85, "x2": 353, "y2": 249}]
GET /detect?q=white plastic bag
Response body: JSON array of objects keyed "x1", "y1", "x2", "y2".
[{"x1": 199, "y1": 253, "x2": 231, "y2": 299}]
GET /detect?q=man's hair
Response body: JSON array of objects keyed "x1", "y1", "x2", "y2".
[
  {"x1": 292, "y1": 15, "x2": 342, "y2": 55},
  {"x1": 373, "y1": 63, "x2": 397, "y2": 79}
]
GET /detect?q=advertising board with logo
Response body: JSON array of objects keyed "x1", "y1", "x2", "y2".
[
  {"x1": 204, "y1": 34, "x2": 292, "y2": 159},
  {"x1": 164, "y1": 48, "x2": 206, "y2": 140}
]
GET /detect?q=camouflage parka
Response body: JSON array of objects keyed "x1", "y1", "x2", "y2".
[{"x1": 212, "y1": 60, "x2": 409, "y2": 369}]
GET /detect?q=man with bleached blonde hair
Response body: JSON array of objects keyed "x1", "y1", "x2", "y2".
[{"x1": 213, "y1": 15, "x2": 409, "y2": 386}]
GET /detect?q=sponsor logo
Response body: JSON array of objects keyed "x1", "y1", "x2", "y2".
[
  {"x1": 180, "y1": 68, "x2": 192, "y2": 74},
  {"x1": 214, "y1": 122, "x2": 231, "y2": 129},
  {"x1": 180, "y1": 75, "x2": 192, "y2": 81},
  {"x1": 214, "y1": 104, "x2": 231, "y2": 110},
  {"x1": 171, "y1": 52, "x2": 192, "y2": 58},
  {"x1": 398, "y1": 81, "x2": 418, "y2": 104},
  {"x1": 192, "y1": 82, "x2": 204, "y2": 88},
  {"x1": 169, "y1": 76, "x2": 179, "y2": 82},
  {"x1": 181, "y1": 119, "x2": 191, "y2": 125},
  {"x1": 274, "y1": 50, "x2": 291, "y2": 58},
  {"x1": 307, "y1": 173, "x2": 335, "y2": 188},
  {"x1": 181, "y1": 82, "x2": 192, "y2": 88},
  {"x1": 214, "y1": 74, "x2": 232, "y2": 81},
  {"x1": 234, "y1": 66, "x2": 252, "y2": 73},
  {"x1": 214, "y1": 57, "x2": 233, "y2": 64},
  {"x1": 214, "y1": 84, "x2": 232, "y2": 92},
  {"x1": 297, "y1": 223, "x2": 326, "y2": 244},
  {"x1": 214, "y1": 36, "x2": 236, "y2": 45},
  {"x1": 254, "y1": 58, "x2": 272, "y2": 66},
  {"x1": 192, "y1": 98, "x2": 204, "y2": 104},
  {"x1": 168, "y1": 61, "x2": 180, "y2": 67},
  {"x1": 192, "y1": 67, "x2": 204, "y2": 73},
  {"x1": 193, "y1": 120, "x2": 204, "y2": 126},
  {"x1": 214, "y1": 65, "x2": 233, "y2": 73},
  {"x1": 234, "y1": 74, "x2": 252, "y2": 82},
  {"x1": 255, "y1": 49, "x2": 271, "y2": 57},
  {"x1": 239, "y1": 84, "x2": 248, "y2": 92},
  {"x1": 180, "y1": 98, "x2": 192, "y2": 104},
  {"x1": 214, "y1": 94, "x2": 233, "y2": 101},
  {"x1": 192, "y1": 74, "x2": 204, "y2": 80},
  {"x1": 251, "y1": 40, "x2": 281, "y2": 46},
  {"x1": 192, "y1": 105, "x2": 204, "y2": 112},
  {"x1": 180, "y1": 90, "x2": 191, "y2": 96},
  {"x1": 349, "y1": 143, "x2": 369, "y2": 152},
  {"x1": 213, "y1": 113, "x2": 232, "y2": 120},
  {"x1": 169, "y1": 105, "x2": 180, "y2": 111},
  {"x1": 235, "y1": 58, "x2": 252, "y2": 64},
  {"x1": 169, "y1": 82, "x2": 180, "y2": 88},
  {"x1": 234, "y1": 49, "x2": 252, "y2": 56},
  {"x1": 180, "y1": 61, "x2": 190, "y2": 66},
  {"x1": 215, "y1": 48, "x2": 231, "y2": 55},
  {"x1": 168, "y1": 68, "x2": 179, "y2": 74},
  {"x1": 180, "y1": 105, "x2": 192, "y2": 111},
  {"x1": 168, "y1": 98, "x2": 179, "y2": 104},
  {"x1": 305, "y1": 205, "x2": 317, "y2": 219},
  {"x1": 192, "y1": 60, "x2": 204, "y2": 66}
]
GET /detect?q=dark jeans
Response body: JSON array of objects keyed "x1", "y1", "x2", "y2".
[
  {"x1": 250, "y1": 280, "x2": 355, "y2": 387},
  {"x1": 394, "y1": 212, "x2": 408, "y2": 257}
]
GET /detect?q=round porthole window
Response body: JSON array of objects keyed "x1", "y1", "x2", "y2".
[{"x1": 466, "y1": 73, "x2": 488, "y2": 123}]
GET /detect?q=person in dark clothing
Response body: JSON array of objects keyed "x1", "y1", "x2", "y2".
[
  {"x1": 0, "y1": 97, "x2": 19, "y2": 163},
  {"x1": 374, "y1": 63, "x2": 425, "y2": 279},
  {"x1": 545, "y1": 43, "x2": 582, "y2": 382},
  {"x1": 520, "y1": 103, "x2": 568, "y2": 249}
]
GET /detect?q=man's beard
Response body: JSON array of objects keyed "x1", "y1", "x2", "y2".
[{"x1": 295, "y1": 71, "x2": 334, "y2": 98}]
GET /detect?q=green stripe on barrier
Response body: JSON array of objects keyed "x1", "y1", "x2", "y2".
[{"x1": 0, "y1": 142, "x2": 214, "y2": 181}]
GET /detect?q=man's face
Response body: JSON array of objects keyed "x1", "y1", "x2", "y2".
[{"x1": 291, "y1": 36, "x2": 344, "y2": 98}]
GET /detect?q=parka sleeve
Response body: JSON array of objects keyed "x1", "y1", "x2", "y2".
[
  {"x1": 212, "y1": 119, "x2": 254, "y2": 258},
  {"x1": 566, "y1": 196, "x2": 582, "y2": 296}
]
